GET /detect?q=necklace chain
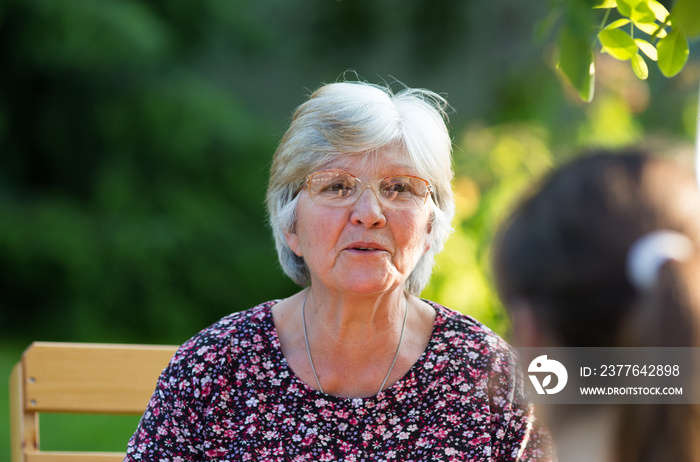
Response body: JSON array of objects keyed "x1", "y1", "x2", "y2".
[{"x1": 301, "y1": 292, "x2": 409, "y2": 395}]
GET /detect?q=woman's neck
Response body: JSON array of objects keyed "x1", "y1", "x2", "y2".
[
  {"x1": 271, "y1": 287, "x2": 435, "y2": 398},
  {"x1": 303, "y1": 286, "x2": 407, "y2": 341}
]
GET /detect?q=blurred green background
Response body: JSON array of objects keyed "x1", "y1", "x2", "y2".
[{"x1": 2, "y1": 0, "x2": 698, "y2": 456}]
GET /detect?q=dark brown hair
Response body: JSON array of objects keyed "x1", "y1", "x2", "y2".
[
  {"x1": 493, "y1": 150, "x2": 700, "y2": 347},
  {"x1": 492, "y1": 149, "x2": 700, "y2": 461}
]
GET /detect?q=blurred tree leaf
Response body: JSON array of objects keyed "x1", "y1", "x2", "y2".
[
  {"x1": 594, "y1": 0, "x2": 617, "y2": 8},
  {"x1": 672, "y1": 0, "x2": 700, "y2": 37},
  {"x1": 635, "y1": 38, "x2": 658, "y2": 60},
  {"x1": 616, "y1": 0, "x2": 656, "y2": 23},
  {"x1": 657, "y1": 28, "x2": 689, "y2": 77},
  {"x1": 631, "y1": 52, "x2": 649, "y2": 79},
  {"x1": 647, "y1": 0, "x2": 670, "y2": 22},
  {"x1": 634, "y1": 20, "x2": 667, "y2": 37},
  {"x1": 599, "y1": 29, "x2": 637, "y2": 60},
  {"x1": 605, "y1": 18, "x2": 631, "y2": 29},
  {"x1": 557, "y1": 0, "x2": 597, "y2": 102}
]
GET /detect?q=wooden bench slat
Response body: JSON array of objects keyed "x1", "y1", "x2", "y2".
[
  {"x1": 26, "y1": 451, "x2": 126, "y2": 462},
  {"x1": 23, "y1": 342, "x2": 177, "y2": 414},
  {"x1": 11, "y1": 341, "x2": 179, "y2": 462}
]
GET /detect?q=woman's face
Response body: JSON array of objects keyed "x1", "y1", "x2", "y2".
[{"x1": 285, "y1": 146, "x2": 433, "y2": 296}]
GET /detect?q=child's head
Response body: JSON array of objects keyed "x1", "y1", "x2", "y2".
[{"x1": 492, "y1": 150, "x2": 700, "y2": 348}]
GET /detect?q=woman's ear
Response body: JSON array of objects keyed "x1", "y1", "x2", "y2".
[
  {"x1": 424, "y1": 211, "x2": 434, "y2": 253},
  {"x1": 507, "y1": 298, "x2": 548, "y2": 348},
  {"x1": 423, "y1": 229, "x2": 432, "y2": 254},
  {"x1": 284, "y1": 230, "x2": 303, "y2": 257}
]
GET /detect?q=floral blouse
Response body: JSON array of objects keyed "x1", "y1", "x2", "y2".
[{"x1": 125, "y1": 300, "x2": 553, "y2": 461}]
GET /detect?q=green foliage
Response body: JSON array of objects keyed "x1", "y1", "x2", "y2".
[
  {"x1": 554, "y1": 0, "x2": 700, "y2": 101},
  {"x1": 423, "y1": 122, "x2": 554, "y2": 336},
  {"x1": 557, "y1": 0, "x2": 597, "y2": 101},
  {"x1": 673, "y1": 0, "x2": 700, "y2": 37},
  {"x1": 599, "y1": 28, "x2": 638, "y2": 60},
  {"x1": 0, "y1": 0, "x2": 297, "y2": 343},
  {"x1": 656, "y1": 28, "x2": 690, "y2": 77}
]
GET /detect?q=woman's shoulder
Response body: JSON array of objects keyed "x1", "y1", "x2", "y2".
[
  {"x1": 423, "y1": 299, "x2": 515, "y2": 358},
  {"x1": 168, "y1": 300, "x2": 279, "y2": 370}
]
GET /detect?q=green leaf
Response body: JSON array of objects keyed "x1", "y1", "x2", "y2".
[
  {"x1": 647, "y1": 0, "x2": 670, "y2": 23},
  {"x1": 634, "y1": 38, "x2": 657, "y2": 60},
  {"x1": 617, "y1": 0, "x2": 656, "y2": 23},
  {"x1": 616, "y1": 0, "x2": 633, "y2": 16},
  {"x1": 556, "y1": 0, "x2": 597, "y2": 102},
  {"x1": 605, "y1": 18, "x2": 631, "y2": 29},
  {"x1": 558, "y1": 29, "x2": 596, "y2": 102},
  {"x1": 594, "y1": 0, "x2": 617, "y2": 8},
  {"x1": 657, "y1": 28, "x2": 689, "y2": 77},
  {"x1": 634, "y1": 21, "x2": 667, "y2": 38},
  {"x1": 599, "y1": 28, "x2": 638, "y2": 60},
  {"x1": 631, "y1": 52, "x2": 649, "y2": 79},
  {"x1": 672, "y1": 0, "x2": 700, "y2": 37}
]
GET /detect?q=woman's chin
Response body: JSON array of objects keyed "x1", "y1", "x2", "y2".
[{"x1": 331, "y1": 273, "x2": 400, "y2": 296}]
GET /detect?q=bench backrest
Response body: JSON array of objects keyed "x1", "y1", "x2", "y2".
[{"x1": 9, "y1": 342, "x2": 178, "y2": 462}]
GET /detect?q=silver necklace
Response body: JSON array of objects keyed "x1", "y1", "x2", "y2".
[{"x1": 301, "y1": 292, "x2": 409, "y2": 395}]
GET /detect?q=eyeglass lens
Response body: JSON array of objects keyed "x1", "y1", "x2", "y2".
[{"x1": 307, "y1": 172, "x2": 430, "y2": 208}]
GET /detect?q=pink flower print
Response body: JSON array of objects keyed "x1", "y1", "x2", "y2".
[
  {"x1": 416, "y1": 437, "x2": 430, "y2": 448},
  {"x1": 204, "y1": 447, "x2": 228, "y2": 457},
  {"x1": 301, "y1": 435, "x2": 315, "y2": 446},
  {"x1": 434, "y1": 427, "x2": 449, "y2": 439},
  {"x1": 469, "y1": 434, "x2": 490, "y2": 445}
]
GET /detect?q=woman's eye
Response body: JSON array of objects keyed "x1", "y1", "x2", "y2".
[
  {"x1": 328, "y1": 182, "x2": 351, "y2": 191},
  {"x1": 385, "y1": 182, "x2": 411, "y2": 194},
  {"x1": 320, "y1": 181, "x2": 354, "y2": 196}
]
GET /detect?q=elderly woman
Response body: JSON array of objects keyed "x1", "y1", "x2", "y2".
[{"x1": 125, "y1": 80, "x2": 551, "y2": 461}]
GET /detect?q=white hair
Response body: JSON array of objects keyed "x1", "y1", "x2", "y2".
[{"x1": 266, "y1": 80, "x2": 455, "y2": 295}]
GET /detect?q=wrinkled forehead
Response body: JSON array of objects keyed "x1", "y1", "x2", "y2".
[{"x1": 316, "y1": 146, "x2": 421, "y2": 178}]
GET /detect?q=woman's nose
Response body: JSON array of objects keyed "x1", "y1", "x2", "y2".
[{"x1": 350, "y1": 186, "x2": 387, "y2": 227}]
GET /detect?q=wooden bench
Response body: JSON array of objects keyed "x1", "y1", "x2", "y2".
[{"x1": 9, "y1": 342, "x2": 178, "y2": 462}]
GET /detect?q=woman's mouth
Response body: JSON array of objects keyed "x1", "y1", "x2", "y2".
[{"x1": 345, "y1": 242, "x2": 389, "y2": 253}]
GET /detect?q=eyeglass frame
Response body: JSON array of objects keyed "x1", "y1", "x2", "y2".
[{"x1": 295, "y1": 170, "x2": 435, "y2": 210}]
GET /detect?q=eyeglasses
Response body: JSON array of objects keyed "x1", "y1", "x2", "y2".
[{"x1": 298, "y1": 171, "x2": 433, "y2": 210}]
